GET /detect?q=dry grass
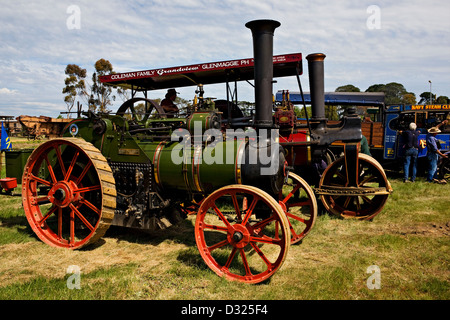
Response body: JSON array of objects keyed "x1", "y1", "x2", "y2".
[
  {"x1": 0, "y1": 140, "x2": 449, "y2": 301},
  {"x1": 0, "y1": 236, "x2": 186, "y2": 288}
]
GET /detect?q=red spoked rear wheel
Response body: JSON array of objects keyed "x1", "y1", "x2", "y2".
[
  {"x1": 279, "y1": 172, "x2": 317, "y2": 244},
  {"x1": 195, "y1": 185, "x2": 290, "y2": 284},
  {"x1": 22, "y1": 138, "x2": 116, "y2": 249}
]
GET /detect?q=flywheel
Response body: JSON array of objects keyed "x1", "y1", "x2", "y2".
[{"x1": 22, "y1": 138, "x2": 116, "y2": 249}]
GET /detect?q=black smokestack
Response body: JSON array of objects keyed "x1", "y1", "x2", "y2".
[
  {"x1": 245, "y1": 19, "x2": 280, "y2": 128},
  {"x1": 306, "y1": 53, "x2": 327, "y2": 122}
]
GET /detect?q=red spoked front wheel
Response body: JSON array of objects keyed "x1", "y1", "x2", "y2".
[
  {"x1": 22, "y1": 138, "x2": 116, "y2": 249},
  {"x1": 195, "y1": 185, "x2": 290, "y2": 284}
]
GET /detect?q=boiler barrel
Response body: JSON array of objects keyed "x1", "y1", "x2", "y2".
[{"x1": 147, "y1": 140, "x2": 246, "y2": 194}]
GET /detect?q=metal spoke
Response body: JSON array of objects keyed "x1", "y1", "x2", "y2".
[
  {"x1": 29, "y1": 173, "x2": 51, "y2": 187},
  {"x1": 202, "y1": 223, "x2": 228, "y2": 233},
  {"x1": 250, "y1": 233, "x2": 282, "y2": 246},
  {"x1": 211, "y1": 204, "x2": 232, "y2": 228},
  {"x1": 64, "y1": 150, "x2": 79, "y2": 181},
  {"x1": 208, "y1": 239, "x2": 229, "y2": 252},
  {"x1": 231, "y1": 192, "x2": 242, "y2": 220},
  {"x1": 38, "y1": 205, "x2": 57, "y2": 225},
  {"x1": 75, "y1": 162, "x2": 92, "y2": 185},
  {"x1": 44, "y1": 154, "x2": 57, "y2": 184},
  {"x1": 223, "y1": 247, "x2": 238, "y2": 270},
  {"x1": 239, "y1": 249, "x2": 252, "y2": 276},
  {"x1": 80, "y1": 198, "x2": 101, "y2": 215},
  {"x1": 70, "y1": 209, "x2": 75, "y2": 245},
  {"x1": 242, "y1": 196, "x2": 259, "y2": 225},
  {"x1": 250, "y1": 242, "x2": 272, "y2": 269},
  {"x1": 70, "y1": 203, "x2": 95, "y2": 232},
  {"x1": 75, "y1": 185, "x2": 101, "y2": 193},
  {"x1": 54, "y1": 144, "x2": 66, "y2": 178}
]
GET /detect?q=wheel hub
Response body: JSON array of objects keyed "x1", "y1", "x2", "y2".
[
  {"x1": 232, "y1": 231, "x2": 244, "y2": 242},
  {"x1": 53, "y1": 188, "x2": 66, "y2": 201},
  {"x1": 227, "y1": 224, "x2": 250, "y2": 249},
  {"x1": 48, "y1": 181, "x2": 79, "y2": 208}
]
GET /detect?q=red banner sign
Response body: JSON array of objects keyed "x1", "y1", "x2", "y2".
[{"x1": 99, "y1": 53, "x2": 302, "y2": 84}]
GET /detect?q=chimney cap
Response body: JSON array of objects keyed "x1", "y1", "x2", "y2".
[
  {"x1": 306, "y1": 53, "x2": 326, "y2": 62},
  {"x1": 245, "y1": 19, "x2": 281, "y2": 31}
]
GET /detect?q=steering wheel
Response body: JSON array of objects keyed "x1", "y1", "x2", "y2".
[{"x1": 116, "y1": 98, "x2": 167, "y2": 124}]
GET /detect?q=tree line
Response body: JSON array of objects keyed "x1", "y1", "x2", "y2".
[
  {"x1": 63, "y1": 60, "x2": 449, "y2": 119},
  {"x1": 309, "y1": 83, "x2": 450, "y2": 121},
  {"x1": 335, "y1": 83, "x2": 449, "y2": 105}
]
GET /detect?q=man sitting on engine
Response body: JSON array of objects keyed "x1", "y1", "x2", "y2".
[{"x1": 161, "y1": 88, "x2": 179, "y2": 118}]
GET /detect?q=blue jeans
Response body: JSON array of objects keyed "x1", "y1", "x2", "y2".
[
  {"x1": 403, "y1": 148, "x2": 418, "y2": 181},
  {"x1": 427, "y1": 152, "x2": 439, "y2": 181}
]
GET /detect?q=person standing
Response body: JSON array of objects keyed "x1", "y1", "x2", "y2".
[
  {"x1": 360, "y1": 135, "x2": 371, "y2": 156},
  {"x1": 402, "y1": 122, "x2": 420, "y2": 183},
  {"x1": 426, "y1": 120, "x2": 448, "y2": 183}
]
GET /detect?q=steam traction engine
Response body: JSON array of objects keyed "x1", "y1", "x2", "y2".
[
  {"x1": 20, "y1": 20, "x2": 391, "y2": 284},
  {"x1": 277, "y1": 54, "x2": 393, "y2": 220}
]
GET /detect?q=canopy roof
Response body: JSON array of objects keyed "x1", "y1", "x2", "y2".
[{"x1": 99, "y1": 53, "x2": 302, "y2": 91}]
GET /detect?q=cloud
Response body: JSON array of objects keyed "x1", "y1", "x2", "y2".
[{"x1": 0, "y1": 88, "x2": 18, "y2": 95}]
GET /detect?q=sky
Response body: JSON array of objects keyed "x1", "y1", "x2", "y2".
[{"x1": 0, "y1": 0, "x2": 449, "y2": 119}]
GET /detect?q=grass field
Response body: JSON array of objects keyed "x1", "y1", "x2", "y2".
[{"x1": 0, "y1": 139, "x2": 448, "y2": 301}]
